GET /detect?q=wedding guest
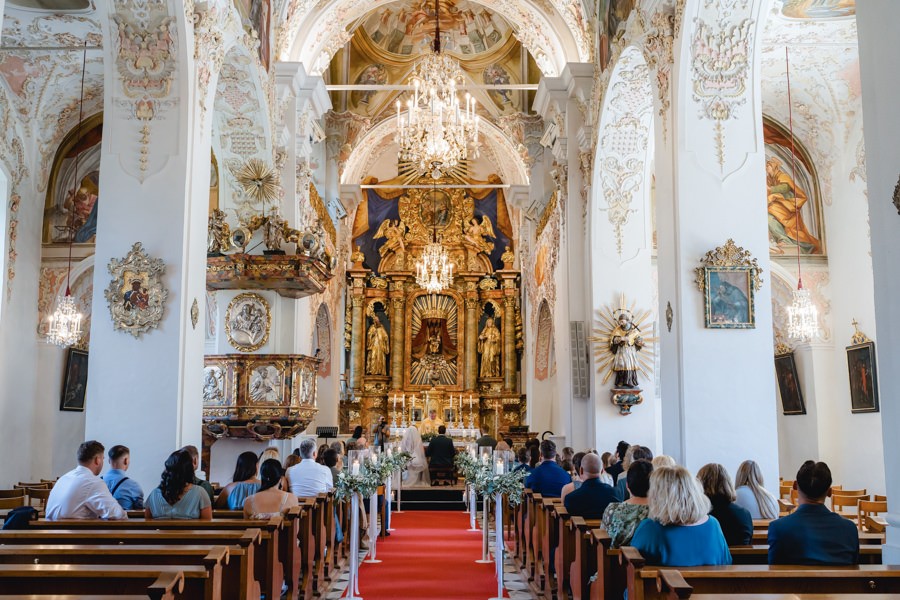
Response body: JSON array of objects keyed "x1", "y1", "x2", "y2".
[
  {"x1": 528, "y1": 446, "x2": 540, "y2": 469},
  {"x1": 283, "y1": 454, "x2": 301, "y2": 471},
  {"x1": 734, "y1": 459, "x2": 779, "y2": 519},
  {"x1": 558, "y1": 446, "x2": 576, "y2": 474},
  {"x1": 560, "y1": 452, "x2": 587, "y2": 501},
  {"x1": 630, "y1": 466, "x2": 732, "y2": 566},
  {"x1": 615, "y1": 445, "x2": 654, "y2": 500},
  {"x1": 599, "y1": 451, "x2": 615, "y2": 486},
  {"x1": 602, "y1": 459, "x2": 652, "y2": 547},
  {"x1": 288, "y1": 438, "x2": 334, "y2": 497},
  {"x1": 768, "y1": 460, "x2": 859, "y2": 565},
  {"x1": 514, "y1": 447, "x2": 532, "y2": 474},
  {"x1": 102, "y1": 444, "x2": 144, "y2": 510},
  {"x1": 323, "y1": 448, "x2": 342, "y2": 487},
  {"x1": 215, "y1": 452, "x2": 261, "y2": 509},
  {"x1": 652, "y1": 455, "x2": 677, "y2": 469},
  {"x1": 525, "y1": 440, "x2": 571, "y2": 498},
  {"x1": 145, "y1": 449, "x2": 212, "y2": 520},
  {"x1": 46, "y1": 441, "x2": 127, "y2": 521},
  {"x1": 180, "y1": 445, "x2": 215, "y2": 502},
  {"x1": 475, "y1": 427, "x2": 497, "y2": 451},
  {"x1": 563, "y1": 453, "x2": 620, "y2": 519},
  {"x1": 696, "y1": 463, "x2": 753, "y2": 546},
  {"x1": 243, "y1": 459, "x2": 298, "y2": 519},
  {"x1": 607, "y1": 440, "x2": 630, "y2": 485}
]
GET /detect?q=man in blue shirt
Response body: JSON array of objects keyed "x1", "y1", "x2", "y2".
[
  {"x1": 768, "y1": 460, "x2": 859, "y2": 565},
  {"x1": 564, "y1": 453, "x2": 621, "y2": 519},
  {"x1": 525, "y1": 440, "x2": 571, "y2": 498},
  {"x1": 101, "y1": 445, "x2": 145, "y2": 510}
]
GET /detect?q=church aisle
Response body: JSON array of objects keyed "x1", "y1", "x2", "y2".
[{"x1": 344, "y1": 510, "x2": 508, "y2": 599}]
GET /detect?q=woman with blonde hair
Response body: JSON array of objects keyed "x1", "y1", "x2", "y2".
[
  {"x1": 696, "y1": 463, "x2": 753, "y2": 546},
  {"x1": 652, "y1": 455, "x2": 676, "y2": 469},
  {"x1": 734, "y1": 459, "x2": 779, "y2": 519},
  {"x1": 630, "y1": 466, "x2": 732, "y2": 566}
]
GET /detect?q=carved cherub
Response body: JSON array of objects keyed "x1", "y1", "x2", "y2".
[
  {"x1": 374, "y1": 219, "x2": 407, "y2": 258},
  {"x1": 463, "y1": 215, "x2": 496, "y2": 255},
  {"x1": 207, "y1": 209, "x2": 231, "y2": 255}
]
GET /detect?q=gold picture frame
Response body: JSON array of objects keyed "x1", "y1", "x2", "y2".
[
  {"x1": 225, "y1": 293, "x2": 271, "y2": 352},
  {"x1": 103, "y1": 242, "x2": 168, "y2": 337}
]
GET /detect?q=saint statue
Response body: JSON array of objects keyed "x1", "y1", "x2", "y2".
[
  {"x1": 477, "y1": 318, "x2": 502, "y2": 377},
  {"x1": 609, "y1": 310, "x2": 644, "y2": 388},
  {"x1": 366, "y1": 318, "x2": 390, "y2": 375},
  {"x1": 263, "y1": 212, "x2": 286, "y2": 254},
  {"x1": 766, "y1": 157, "x2": 821, "y2": 253},
  {"x1": 207, "y1": 209, "x2": 231, "y2": 255},
  {"x1": 417, "y1": 408, "x2": 446, "y2": 436}
]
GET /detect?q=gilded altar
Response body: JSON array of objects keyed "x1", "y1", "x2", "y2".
[{"x1": 343, "y1": 176, "x2": 525, "y2": 436}]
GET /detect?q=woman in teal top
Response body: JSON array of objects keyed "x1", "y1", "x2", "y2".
[
  {"x1": 630, "y1": 465, "x2": 731, "y2": 566},
  {"x1": 215, "y1": 451, "x2": 261, "y2": 510},
  {"x1": 144, "y1": 449, "x2": 212, "y2": 520}
]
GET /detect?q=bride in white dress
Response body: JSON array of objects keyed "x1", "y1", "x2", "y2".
[{"x1": 400, "y1": 426, "x2": 430, "y2": 487}]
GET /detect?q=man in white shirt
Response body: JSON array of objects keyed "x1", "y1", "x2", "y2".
[
  {"x1": 45, "y1": 440, "x2": 128, "y2": 520},
  {"x1": 287, "y1": 438, "x2": 334, "y2": 497}
]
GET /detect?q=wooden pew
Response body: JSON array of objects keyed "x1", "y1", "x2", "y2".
[
  {"x1": 730, "y1": 545, "x2": 882, "y2": 565},
  {"x1": 0, "y1": 546, "x2": 228, "y2": 600},
  {"x1": 0, "y1": 565, "x2": 213, "y2": 600},
  {"x1": 526, "y1": 492, "x2": 542, "y2": 584},
  {"x1": 750, "y1": 529, "x2": 883, "y2": 545},
  {"x1": 554, "y1": 503, "x2": 575, "y2": 600},
  {"x1": 621, "y1": 547, "x2": 900, "y2": 600},
  {"x1": 32, "y1": 518, "x2": 285, "y2": 600},
  {"x1": 688, "y1": 595, "x2": 900, "y2": 600},
  {"x1": 539, "y1": 496, "x2": 563, "y2": 597},
  {"x1": 0, "y1": 529, "x2": 260, "y2": 600},
  {"x1": 565, "y1": 517, "x2": 601, "y2": 600}
]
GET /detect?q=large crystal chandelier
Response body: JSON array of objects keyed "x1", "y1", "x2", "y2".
[
  {"x1": 396, "y1": 0, "x2": 479, "y2": 179},
  {"x1": 784, "y1": 48, "x2": 817, "y2": 342},
  {"x1": 48, "y1": 42, "x2": 87, "y2": 348},
  {"x1": 415, "y1": 182, "x2": 454, "y2": 293}
]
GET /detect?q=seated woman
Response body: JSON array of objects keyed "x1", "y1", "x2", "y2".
[
  {"x1": 560, "y1": 452, "x2": 587, "y2": 501},
  {"x1": 215, "y1": 451, "x2": 261, "y2": 509},
  {"x1": 601, "y1": 459, "x2": 652, "y2": 547},
  {"x1": 145, "y1": 449, "x2": 212, "y2": 520},
  {"x1": 630, "y1": 466, "x2": 732, "y2": 566},
  {"x1": 615, "y1": 445, "x2": 653, "y2": 500},
  {"x1": 243, "y1": 459, "x2": 299, "y2": 519},
  {"x1": 734, "y1": 459, "x2": 779, "y2": 520},
  {"x1": 399, "y1": 426, "x2": 430, "y2": 487},
  {"x1": 513, "y1": 447, "x2": 533, "y2": 474},
  {"x1": 697, "y1": 463, "x2": 753, "y2": 546}
]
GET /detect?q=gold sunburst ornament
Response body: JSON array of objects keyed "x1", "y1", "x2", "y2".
[
  {"x1": 236, "y1": 158, "x2": 279, "y2": 205},
  {"x1": 590, "y1": 294, "x2": 657, "y2": 387}
]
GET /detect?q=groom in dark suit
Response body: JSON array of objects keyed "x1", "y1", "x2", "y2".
[{"x1": 425, "y1": 426, "x2": 456, "y2": 467}]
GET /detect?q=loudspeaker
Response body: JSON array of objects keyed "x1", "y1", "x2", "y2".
[{"x1": 570, "y1": 321, "x2": 590, "y2": 398}]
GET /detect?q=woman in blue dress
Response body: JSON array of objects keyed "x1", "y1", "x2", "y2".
[
  {"x1": 630, "y1": 465, "x2": 732, "y2": 566},
  {"x1": 215, "y1": 451, "x2": 261, "y2": 510},
  {"x1": 145, "y1": 449, "x2": 212, "y2": 520}
]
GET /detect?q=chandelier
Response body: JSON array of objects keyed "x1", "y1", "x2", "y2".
[
  {"x1": 396, "y1": 0, "x2": 479, "y2": 179},
  {"x1": 48, "y1": 42, "x2": 87, "y2": 348},
  {"x1": 415, "y1": 182, "x2": 454, "y2": 293},
  {"x1": 784, "y1": 48, "x2": 818, "y2": 342}
]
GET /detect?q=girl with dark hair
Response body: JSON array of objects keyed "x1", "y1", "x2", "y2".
[
  {"x1": 215, "y1": 451, "x2": 261, "y2": 509},
  {"x1": 243, "y1": 459, "x2": 299, "y2": 519},
  {"x1": 528, "y1": 445, "x2": 540, "y2": 469},
  {"x1": 601, "y1": 459, "x2": 653, "y2": 547},
  {"x1": 144, "y1": 450, "x2": 212, "y2": 520}
]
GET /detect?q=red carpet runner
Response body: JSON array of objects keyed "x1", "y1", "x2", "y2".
[{"x1": 347, "y1": 510, "x2": 506, "y2": 599}]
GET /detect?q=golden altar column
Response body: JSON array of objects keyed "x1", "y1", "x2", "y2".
[
  {"x1": 500, "y1": 272, "x2": 519, "y2": 393},
  {"x1": 348, "y1": 269, "x2": 368, "y2": 391},
  {"x1": 463, "y1": 277, "x2": 480, "y2": 390},
  {"x1": 389, "y1": 275, "x2": 407, "y2": 391}
]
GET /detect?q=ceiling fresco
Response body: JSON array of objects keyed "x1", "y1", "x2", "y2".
[{"x1": 780, "y1": 0, "x2": 855, "y2": 20}]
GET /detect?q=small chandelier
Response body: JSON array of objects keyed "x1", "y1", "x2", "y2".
[
  {"x1": 48, "y1": 41, "x2": 88, "y2": 348},
  {"x1": 415, "y1": 178, "x2": 454, "y2": 293},
  {"x1": 396, "y1": 0, "x2": 480, "y2": 179},
  {"x1": 784, "y1": 48, "x2": 818, "y2": 342}
]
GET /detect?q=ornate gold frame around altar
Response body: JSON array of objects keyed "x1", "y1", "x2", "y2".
[{"x1": 695, "y1": 239, "x2": 763, "y2": 330}]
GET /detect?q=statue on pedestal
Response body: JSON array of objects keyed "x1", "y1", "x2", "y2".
[
  {"x1": 207, "y1": 209, "x2": 231, "y2": 255},
  {"x1": 478, "y1": 318, "x2": 501, "y2": 377},
  {"x1": 365, "y1": 317, "x2": 390, "y2": 376},
  {"x1": 609, "y1": 310, "x2": 644, "y2": 388}
]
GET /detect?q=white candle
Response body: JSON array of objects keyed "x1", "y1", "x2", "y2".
[
  {"x1": 372, "y1": 453, "x2": 378, "y2": 465},
  {"x1": 351, "y1": 460, "x2": 360, "y2": 475},
  {"x1": 402, "y1": 394, "x2": 406, "y2": 409},
  {"x1": 482, "y1": 453, "x2": 489, "y2": 465},
  {"x1": 496, "y1": 460, "x2": 505, "y2": 475}
]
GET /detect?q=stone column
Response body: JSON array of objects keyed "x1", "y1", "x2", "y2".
[
  {"x1": 857, "y1": 0, "x2": 900, "y2": 562},
  {"x1": 654, "y1": 0, "x2": 778, "y2": 482},
  {"x1": 498, "y1": 273, "x2": 520, "y2": 393},
  {"x1": 82, "y1": 1, "x2": 220, "y2": 491},
  {"x1": 348, "y1": 270, "x2": 368, "y2": 391},
  {"x1": 389, "y1": 275, "x2": 407, "y2": 391}
]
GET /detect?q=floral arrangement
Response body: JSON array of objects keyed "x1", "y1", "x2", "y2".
[
  {"x1": 334, "y1": 451, "x2": 414, "y2": 502},
  {"x1": 473, "y1": 467, "x2": 528, "y2": 506},
  {"x1": 454, "y1": 451, "x2": 485, "y2": 483},
  {"x1": 421, "y1": 432, "x2": 437, "y2": 443}
]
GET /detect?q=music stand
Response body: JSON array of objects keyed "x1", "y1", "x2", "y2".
[{"x1": 316, "y1": 426, "x2": 339, "y2": 445}]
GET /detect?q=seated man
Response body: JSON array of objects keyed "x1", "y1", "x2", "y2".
[
  {"x1": 181, "y1": 444, "x2": 215, "y2": 502},
  {"x1": 525, "y1": 440, "x2": 572, "y2": 498},
  {"x1": 564, "y1": 453, "x2": 621, "y2": 519},
  {"x1": 425, "y1": 425, "x2": 456, "y2": 467},
  {"x1": 768, "y1": 460, "x2": 859, "y2": 565},
  {"x1": 101, "y1": 444, "x2": 144, "y2": 510},
  {"x1": 475, "y1": 427, "x2": 498, "y2": 451},
  {"x1": 287, "y1": 438, "x2": 334, "y2": 497},
  {"x1": 46, "y1": 440, "x2": 127, "y2": 520}
]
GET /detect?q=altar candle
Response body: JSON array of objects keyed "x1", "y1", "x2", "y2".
[
  {"x1": 482, "y1": 452, "x2": 489, "y2": 465},
  {"x1": 496, "y1": 459, "x2": 505, "y2": 475},
  {"x1": 372, "y1": 453, "x2": 379, "y2": 465},
  {"x1": 469, "y1": 395, "x2": 473, "y2": 409},
  {"x1": 402, "y1": 394, "x2": 406, "y2": 409},
  {"x1": 469, "y1": 447, "x2": 476, "y2": 458},
  {"x1": 387, "y1": 447, "x2": 393, "y2": 458},
  {"x1": 351, "y1": 460, "x2": 360, "y2": 475}
]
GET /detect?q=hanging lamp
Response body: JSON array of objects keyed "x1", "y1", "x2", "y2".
[
  {"x1": 784, "y1": 47, "x2": 818, "y2": 342},
  {"x1": 415, "y1": 179, "x2": 454, "y2": 294},
  {"x1": 47, "y1": 42, "x2": 88, "y2": 348}
]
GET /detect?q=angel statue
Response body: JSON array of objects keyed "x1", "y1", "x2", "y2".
[
  {"x1": 374, "y1": 219, "x2": 407, "y2": 268},
  {"x1": 207, "y1": 209, "x2": 231, "y2": 255},
  {"x1": 464, "y1": 215, "x2": 496, "y2": 256},
  {"x1": 262, "y1": 211, "x2": 287, "y2": 254}
]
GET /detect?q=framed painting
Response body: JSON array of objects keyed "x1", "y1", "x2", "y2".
[
  {"x1": 702, "y1": 266, "x2": 756, "y2": 329},
  {"x1": 846, "y1": 341, "x2": 879, "y2": 413},
  {"x1": 774, "y1": 352, "x2": 805, "y2": 415},
  {"x1": 60, "y1": 348, "x2": 89, "y2": 412}
]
